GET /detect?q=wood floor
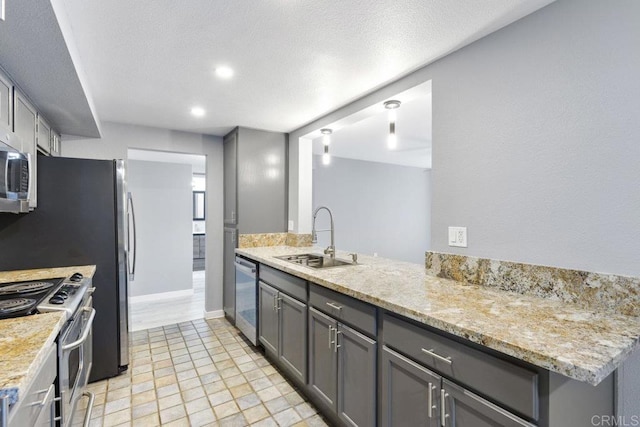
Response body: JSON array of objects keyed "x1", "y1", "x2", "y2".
[{"x1": 130, "y1": 271, "x2": 206, "y2": 332}]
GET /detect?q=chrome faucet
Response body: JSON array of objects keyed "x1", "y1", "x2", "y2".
[{"x1": 312, "y1": 206, "x2": 335, "y2": 258}]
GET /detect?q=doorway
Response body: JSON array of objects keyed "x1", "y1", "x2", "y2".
[{"x1": 125, "y1": 148, "x2": 208, "y2": 331}]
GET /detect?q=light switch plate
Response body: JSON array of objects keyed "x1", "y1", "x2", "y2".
[
  {"x1": 448, "y1": 226, "x2": 467, "y2": 247},
  {"x1": 287, "y1": 220, "x2": 294, "y2": 231}
]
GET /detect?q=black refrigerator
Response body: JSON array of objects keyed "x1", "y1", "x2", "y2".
[{"x1": 0, "y1": 156, "x2": 135, "y2": 382}]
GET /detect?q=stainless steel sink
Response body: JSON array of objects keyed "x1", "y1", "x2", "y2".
[{"x1": 275, "y1": 253, "x2": 354, "y2": 269}]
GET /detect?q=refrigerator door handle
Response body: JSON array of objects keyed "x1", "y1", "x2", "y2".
[{"x1": 127, "y1": 192, "x2": 137, "y2": 281}]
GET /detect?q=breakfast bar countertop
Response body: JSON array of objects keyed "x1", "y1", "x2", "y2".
[
  {"x1": 236, "y1": 246, "x2": 640, "y2": 386},
  {"x1": 0, "y1": 265, "x2": 97, "y2": 406}
]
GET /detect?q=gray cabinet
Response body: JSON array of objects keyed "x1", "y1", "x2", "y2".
[
  {"x1": 0, "y1": 69, "x2": 12, "y2": 134},
  {"x1": 223, "y1": 131, "x2": 237, "y2": 225},
  {"x1": 13, "y1": 88, "x2": 37, "y2": 208},
  {"x1": 222, "y1": 127, "x2": 286, "y2": 233},
  {"x1": 258, "y1": 280, "x2": 307, "y2": 384},
  {"x1": 36, "y1": 115, "x2": 51, "y2": 154},
  {"x1": 223, "y1": 228, "x2": 236, "y2": 322},
  {"x1": 381, "y1": 347, "x2": 440, "y2": 427},
  {"x1": 308, "y1": 307, "x2": 376, "y2": 427}
]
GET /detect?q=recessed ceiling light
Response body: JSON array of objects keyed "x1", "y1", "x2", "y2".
[
  {"x1": 215, "y1": 66, "x2": 234, "y2": 79},
  {"x1": 191, "y1": 107, "x2": 205, "y2": 117}
]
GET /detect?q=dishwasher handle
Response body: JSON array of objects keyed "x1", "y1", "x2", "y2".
[{"x1": 234, "y1": 258, "x2": 256, "y2": 276}]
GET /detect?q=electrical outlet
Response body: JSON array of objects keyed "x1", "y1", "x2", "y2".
[{"x1": 448, "y1": 226, "x2": 467, "y2": 247}]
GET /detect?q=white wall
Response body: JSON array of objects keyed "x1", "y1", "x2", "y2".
[
  {"x1": 128, "y1": 160, "x2": 193, "y2": 297},
  {"x1": 312, "y1": 155, "x2": 430, "y2": 264},
  {"x1": 288, "y1": 0, "x2": 640, "y2": 416},
  {"x1": 62, "y1": 121, "x2": 224, "y2": 313}
]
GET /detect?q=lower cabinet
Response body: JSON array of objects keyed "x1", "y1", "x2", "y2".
[
  {"x1": 308, "y1": 307, "x2": 376, "y2": 427},
  {"x1": 381, "y1": 347, "x2": 535, "y2": 427},
  {"x1": 258, "y1": 281, "x2": 307, "y2": 383}
]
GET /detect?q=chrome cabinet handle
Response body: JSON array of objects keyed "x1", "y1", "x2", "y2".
[
  {"x1": 28, "y1": 385, "x2": 54, "y2": 407},
  {"x1": 326, "y1": 302, "x2": 342, "y2": 311},
  {"x1": 276, "y1": 297, "x2": 282, "y2": 311},
  {"x1": 62, "y1": 308, "x2": 96, "y2": 351},
  {"x1": 272, "y1": 294, "x2": 277, "y2": 311},
  {"x1": 427, "y1": 382, "x2": 435, "y2": 418},
  {"x1": 421, "y1": 348, "x2": 453, "y2": 365},
  {"x1": 334, "y1": 327, "x2": 342, "y2": 353},
  {"x1": 1, "y1": 395, "x2": 8, "y2": 427},
  {"x1": 328, "y1": 325, "x2": 334, "y2": 349},
  {"x1": 441, "y1": 389, "x2": 450, "y2": 426}
]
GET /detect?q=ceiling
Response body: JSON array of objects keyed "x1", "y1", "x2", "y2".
[
  {"x1": 1, "y1": 0, "x2": 554, "y2": 138},
  {"x1": 312, "y1": 86, "x2": 432, "y2": 168}
]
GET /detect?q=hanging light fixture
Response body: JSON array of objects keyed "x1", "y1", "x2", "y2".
[
  {"x1": 384, "y1": 100, "x2": 401, "y2": 150},
  {"x1": 320, "y1": 129, "x2": 332, "y2": 165}
]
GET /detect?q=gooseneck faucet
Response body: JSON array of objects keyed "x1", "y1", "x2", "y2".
[{"x1": 312, "y1": 206, "x2": 335, "y2": 258}]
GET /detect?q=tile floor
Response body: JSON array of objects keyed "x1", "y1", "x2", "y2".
[{"x1": 79, "y1": 318, "x2": 329, "y2": 427}]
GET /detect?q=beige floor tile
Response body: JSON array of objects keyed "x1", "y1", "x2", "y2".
[
  {"x1": 132, "y1": 401, "x2": 158, "y2": 420},
  {"x1": 157, "y1": 383, "x2": 180, "y2": 398},
  {"x1": 283, "y1": 392, "x2": 305, "y2": 407},
  {"x1": 132, "y1": 411, "x2": 160, "y2": 426},
  {"x1": 185, "y1": 396, "x2": 211, "y2": 415},
  {"x1": 230, "y1": 383, "x2": 253, "y2": 399},
  {"x1": 225, "y1": 374, "x2": 248, "y2": 388},
  {"x1": 104, "y1": 397, "x2": 131, "y2": 415},
  {"x1": 182, "y1": 385, "x2": 206, "y2": 402},
  {"x1": 160, "y1": 404, "x2": 187, "y2": 424},
  {"x1": 188, "y1": 408, "x2": 217, "y2": 427},
  {"x1": 250, "y1": 416, "x2": 278, "y2": 427},
  {"x1": 131, "y1": 389, "x2": 156, "y2": 406},
  {"x1": 131, "y1": 371, "x2": 154, "y2": 384},
  {"x1": 264, "y1": 396, "x2": 291, "y2": 415},
  {"x1": 106, "y1": 387, "x2": 131, "y2": 402},
  {"x1": 218, "y1": 412, "x2": 247, "y2": 427},
  {"x1": 236, "y1": 393, "x2": 261, "y2": 410},
  {"x1": 273, "y1": 408, "x2": 302, "y2": 427},
  {"x1": 294, "y1": 402, "x2": 317, "y2": 419},
  {"x1": 213, "y1": 400, "x2": 240, "y2": 419},
  {"x1": 131, "y1": 380, "x2": 154, "y2": 394},
  {"x1": 179, "y1": 376, "x2": 202, "y2": 391},
  {"x1": 158, "y1": 393, "x2": 183, "y2": 410},
  {"x1": 204, "y1": 380, "x2": 229, "y2": 395},
  {"x1": 103, "y1": 408, "x2": 131, "y2": 427},
  {"x1": 162, "y1": 416, "x2": 192, "y2": 427},
  {"x1": 256, "y1": 386, "x2": 281, "y2": 402},
  {"x1": 208, "y1": 389, "x2": 234, "y2": 406},
  {"x1": 243, "y1": 404, "x2": 270, "y2": 424}
]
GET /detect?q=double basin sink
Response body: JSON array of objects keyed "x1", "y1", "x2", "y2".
[{"x1": 275, "y1": 253, "x2": 354, "y2": 269}]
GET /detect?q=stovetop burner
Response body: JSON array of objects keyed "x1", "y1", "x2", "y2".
[
  {"x1": 0, "y1": 277, "x2": 65, "y2": 320},
  {"x1": 0, "y1": 297, "x2": 37, "y2": 315},
  {"x1": 0, "y1": 281, "x2": 56, "y2": 296}
]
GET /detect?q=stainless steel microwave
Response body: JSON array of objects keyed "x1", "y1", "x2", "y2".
[{"x1": 0, "y1": 133, "x2": 31, "y2": 213}]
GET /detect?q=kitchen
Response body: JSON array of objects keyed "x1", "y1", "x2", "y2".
[{"x1": 1, "y1": 0, "x2": 639, "y2": 426}]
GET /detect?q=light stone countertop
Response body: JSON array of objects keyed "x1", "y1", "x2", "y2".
[
  {"x1": 0, "y1": 265, "x2": 96, "y2": 406},
  {"x1": 236, "y1": 246, "x2": 640, "y2": 386}
]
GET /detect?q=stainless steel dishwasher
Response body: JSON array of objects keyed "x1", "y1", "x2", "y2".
[{"x1": 234, "y1": 257, "x2": 258, "y2": 345}]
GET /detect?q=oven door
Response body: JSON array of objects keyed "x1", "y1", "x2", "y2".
[
  {"x1": 58, "y1": 297, "x2": 95, "y2": 426},
  {"x1": 235, "y1": 257, "x2": 258, "y2": 346}
]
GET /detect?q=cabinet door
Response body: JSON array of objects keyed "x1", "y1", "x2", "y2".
[
  {"x1": 381, "y1": 347, "x2": 440, "y2": 427},
  {"x1": 223, "y1": 228, "x2": 236, "y2": 322},
  {"x1": 37, "y1": 115, "x2": 51, "y2": 154},
  {"x1": 308, "y1": 307, "x2": 338, "y2": 411},
  {"x1": 278, "y1": 292, "x2": 307, "y2": 383},
  {"x1": 13, "y1": 89, "x2": 37, "y2": 208},
  {"x1": 0, "y1": 70, "x2": 11, "y2": 133},
  {"x1": 258, "y1": 281, "x2": 279, "y2": 355},
  {"x1": 338, "y1": 324, "x2": 376, "y2": 427},
  {"x1": 442, "y1": 379, "x2": 534, "y2": 427},
  {"x1": 223, "y1": 131, "x2": 237, "y2": 224}
]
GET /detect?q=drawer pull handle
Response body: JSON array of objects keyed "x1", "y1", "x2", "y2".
[
  {"x1": 272, "y1": 294, "x2": 277, "y2": 311},
  {"x1": 326, "y1": 302, "x2": 342, "y2": 311},
  {"x1": 328, "y1": 325, "x2": 334, "y2": 349},
  {"x1": 334, "y1": 328, "x2": 342, "y2": 353},
  {"x1": 441, "y1": 389, "x2": 450, "y2": 426},
  {"x1": 427, "y1": 382, "x2": 435, "y2": 418},
  {"x1": 421, "y1": 348, "x2": 453, "y2": 365}
]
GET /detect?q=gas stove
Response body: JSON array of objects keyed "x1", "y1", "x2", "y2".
[{"x1": 0, "y1": 272, "x2": 90, "y2": 321}]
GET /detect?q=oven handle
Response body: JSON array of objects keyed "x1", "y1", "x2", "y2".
[
  {"x1": 234, "y1": 261, "x2": 256, "y2": 277},
  {"x1": 81, "y1": 391, "x2": 95, "y2": 427},
  {"x1": 61, "y1": 308, "x2": 96, "y2": 352}
]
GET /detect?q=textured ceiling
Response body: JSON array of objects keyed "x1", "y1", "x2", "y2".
[{"x1": 57, "y1": 0, "x2": 554, "y2": 136}]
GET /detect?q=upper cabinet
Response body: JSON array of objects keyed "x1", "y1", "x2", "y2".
[
  {"x1": 0, "y1": 69, "x2": 12, "y2": 136},
  {"x1": 13, "y1": 88, "x2": 38, "y2": 208},
  {"x1": 37, "y1": 115, "x2": 51, "y2": 155},
  {"x1": 223, "y1": 127, "x2": 287, "y2": 233}
]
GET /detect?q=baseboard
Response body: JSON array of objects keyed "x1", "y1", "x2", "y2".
[
  {"x1": 203, "y1": 310, "x2": 224, "y2": 319},
  {"x1": 129, "y1": 288, "x2": 194, "y2": 304}
]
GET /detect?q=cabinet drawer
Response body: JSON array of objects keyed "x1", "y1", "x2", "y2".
[
  {"x1": 383, "y1": 313, "x2": 539, "y2": 421},
  {"x1": 310, "y1": 283, "x2": 376, "y2": 336},
  {"x1": 9, "y1": 343, "x2": 57, "y2": 427},
  {"x1": 260, "y1": 264, "x2": 306, "y2": 301}
]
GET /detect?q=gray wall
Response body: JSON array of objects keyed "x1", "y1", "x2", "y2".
[
  {"x1": 312, "y1": 155, "x2": 430, "y2": 264},
  {"x1": 289, "y1": 0, "x2": 640, "y2": 416},
  {"x1": 127, "y1": 160, "x2": 193, "y2": 297},
  {"x1": 62, "y1": 121, "x2": 224, "y2": 313}
]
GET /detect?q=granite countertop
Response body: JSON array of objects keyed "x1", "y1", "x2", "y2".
[
  {"x1": 236, "y1": 246, "x2": 640, "y2": 386},
  {"x1": 0, "y1": 265, "x2": 96, "y2": 406}
]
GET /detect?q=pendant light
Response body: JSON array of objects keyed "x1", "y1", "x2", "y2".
[
  {"x1": 384, "y1": 100, "x2": 401, "y2": 150},
  {"x1": 321, "y1": 129, "x2": 332, "y2": 165}
]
